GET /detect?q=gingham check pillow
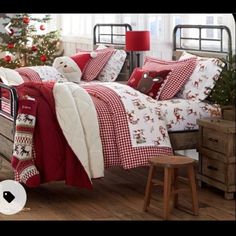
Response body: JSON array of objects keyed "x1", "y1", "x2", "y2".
[
  {"x1": 143, "y1": 57, "x2": 197, "y2": 100},
  {"x1": 77, "y1": 48, "x2": 114, "y2": 81}
]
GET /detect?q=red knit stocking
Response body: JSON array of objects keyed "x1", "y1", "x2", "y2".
[{"x1": 11, "y1": 98, "x2": 40, "y2": 187}]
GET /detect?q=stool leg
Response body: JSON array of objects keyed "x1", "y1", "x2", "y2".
[
  {"x1": 173, "y1": 168, "x2": 178, "y2": 208},
  {"x1": 187, "y1": 164, "x2": 199, "y2": 216},
  {"x1": 143, "y1": 164, "x2": 156, "y2": 211},
  {"x1": 163, "y1": 167, "x2": 172, "y2": 220}
]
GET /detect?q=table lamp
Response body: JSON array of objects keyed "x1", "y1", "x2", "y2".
[{"x1": 125, "y1": 30, "x2": 150, "y2": 70}]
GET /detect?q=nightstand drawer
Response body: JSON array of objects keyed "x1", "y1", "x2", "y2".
[
  {"x1": 202, "y1": 157, "x2": 225, "y2": 183},
  {"x1": 202, "y1": 128, "x2": 228, "y2": 154}
]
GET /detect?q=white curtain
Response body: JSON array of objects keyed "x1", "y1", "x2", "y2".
[{"x1": 50, "y1": 14, "x2": 235, "y2": 59}]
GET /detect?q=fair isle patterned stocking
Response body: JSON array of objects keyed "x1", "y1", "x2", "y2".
[{"x1": 11, "y1": 97, "x2": 40, "y2": 187}]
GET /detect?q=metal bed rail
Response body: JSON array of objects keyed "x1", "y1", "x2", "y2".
[
  {"x1": 0, "y1": 83, "x2": 18, "y2": 122},
  {"x1": 93, "y1": 23, "x2": 132, "y2": 46}
]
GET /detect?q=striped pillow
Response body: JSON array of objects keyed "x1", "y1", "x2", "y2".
[
  {"x1": 15, "y1": 67, "x2": 42, "y2": 82},
  {"x1": 143, "y1": 57, "x2": 197, "y2": 100},
  {"x1": 78, "y1": 48, "x2": 114, "y2": 81}
]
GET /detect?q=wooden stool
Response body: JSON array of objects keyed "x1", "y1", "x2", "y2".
[{"x1": 143, "y1": 155, "x2": 199, "y2": 220}]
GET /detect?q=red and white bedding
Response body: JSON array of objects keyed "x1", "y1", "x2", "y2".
[
  {"x1": 1, "y1": 84, "x2": 221, "y2": 134},
  {"x1": 0, "y1": 79, "x2": 221, "y2": 188},
  {"x1": 82, "y1": 83, "x2": 173, "y2": 169},
  {"x1": 155, "y1": 98, "x2": 221, "y2": 131},
  {"x1": 1, "y1": 81, "x2": 173, "y2": 188}
]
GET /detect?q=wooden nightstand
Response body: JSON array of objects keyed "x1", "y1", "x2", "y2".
[{"x1": 197, "y1": 118, "x2": 235, "y2": 200}]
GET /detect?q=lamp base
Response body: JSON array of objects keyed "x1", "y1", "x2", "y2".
[{"x1": 136, "y1": 52, "x2": 141, "y2": 68}]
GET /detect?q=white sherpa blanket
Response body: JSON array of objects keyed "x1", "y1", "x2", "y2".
[{"x1": 53, "y1": 82, "x2": 104, "y2": 180}]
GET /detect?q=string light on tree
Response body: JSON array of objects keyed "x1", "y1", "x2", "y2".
[{"x1": 9, "y1": 29, "x2": 14, "y2": 36}]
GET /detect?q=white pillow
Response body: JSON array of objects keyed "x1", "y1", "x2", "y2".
[
  {"x1": 96, "y1": 44, "x2": 108, "y2": 50},
  {"x1": 98, "y1": 49, "x2": 127, "y2": 82},
  {"x1": 0, "y1": 67, "x2": 24, "y2": 85},
  {"x1": 177, "y1": 51, "x2": 225, "y2": 100},
  {"x1": 178, "y1": 51, "x2": 197, "y2": 60},
  {"x1": 53, "y1": 56, "x2": 82, "y2": 83}
]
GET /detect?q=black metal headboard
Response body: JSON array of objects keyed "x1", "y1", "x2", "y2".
[
  {"x1": 93, "y1": 24, "x2": 132, "y2": 47},
  {"x1": 93, "y1": 24, "x2": 133, "y2": 80},
  {"x1": 173, "y1": 25, "x2": 232, "y2": 60}
]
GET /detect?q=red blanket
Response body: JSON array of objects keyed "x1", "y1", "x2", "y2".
[{"x1": 16, "y1": 82, "x2": 92, "y2": 189}]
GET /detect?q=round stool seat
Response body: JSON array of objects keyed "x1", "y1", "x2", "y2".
[{"x1": 148, "y1": 155, "x2": 195, "y2": 168}]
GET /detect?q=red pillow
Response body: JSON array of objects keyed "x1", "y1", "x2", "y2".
[
  {"x1": 143, "y1": 57, "x2": 197, "y2": 100},
  {"x1": 77, "y1": 48, "x2": 114, "y2": 81},
  {"x1": 127, "y1": 68, "x2": 171, "y2": 99},
  {"x1": 15, "y1": 67, "x2": 41, "y2": 82}
]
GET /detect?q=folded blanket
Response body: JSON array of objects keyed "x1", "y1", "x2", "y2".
[
  {"x1": 53, "y1": 82, "x2": 104, "y2": 179},
  {"x1": 15, "y1": 82, "x2": 92, "y2": 189}
]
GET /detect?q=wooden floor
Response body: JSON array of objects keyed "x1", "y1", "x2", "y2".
[{"x1": 0, "y1": 158, "x2": 235, "y2": 220}]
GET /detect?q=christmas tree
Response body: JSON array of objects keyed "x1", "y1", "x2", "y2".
[
  {"x1": 208, "y1": 53, "x2": 236, "y2": 106},
  {"x1": 0, "y1": 14, "x2": 62, "y2": 69}
]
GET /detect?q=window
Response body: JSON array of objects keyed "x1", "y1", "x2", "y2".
[
  {"x1": 206, "y1": 16, "x2": 214, "y2": 38},
  {"x1": 61, "y1": 14, "x2": 116, "y2": 38},
  {"x1": 147, "y1": 15, "x2": 164, "y2": 41},
  {"x1": 56, "y1": 14, "x2": 234, "y2": 59}
]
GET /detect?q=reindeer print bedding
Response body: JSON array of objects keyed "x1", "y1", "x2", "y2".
[
  {"x1": 83, "y1": 83, "x2": 173, "y2": 169},
  {"x1": 156, "y1": 98, "x2": 221, "y2": 132},
  {"x1": 101, "y1": 83, "x2": 171, "y2": 148}
]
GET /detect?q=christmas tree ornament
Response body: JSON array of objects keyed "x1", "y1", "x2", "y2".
[
  {"x1": 23, "y1": 16, "x2": 30, "y2": 24},
  {"x1": 31, "y1": 45, "x2": 38, "y2": 52},
  {"x1": 7, "y1": 43, "x2": 14, "y2": 49},
  {"x1": 4, "y1": 55, "x2": 12, "y2": 62},
  {"x1": 40, "y1": 54, "x2": 47, "y2": 62},
  {"x1": 40, "y1": 24, "x2": 45, "y2": 31}
]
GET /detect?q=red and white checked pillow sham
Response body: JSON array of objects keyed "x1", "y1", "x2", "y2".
[
  {"x1": 77, "y1": 48, "x2": 114, "y2": 81},
  {"x1": 142, "y1": 57, "x2": 197, "y2": 100},
  {"x1": 15, "y1": 67, "x2": 43, "y2": 82}
]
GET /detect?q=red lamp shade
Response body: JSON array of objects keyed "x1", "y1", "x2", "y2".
[{"x1": 126, "y1": 31, "x2": 150, "y2": 51}]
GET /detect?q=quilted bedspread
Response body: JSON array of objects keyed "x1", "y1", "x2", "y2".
[{"x1": 82, "y1": 83, "x2": 173, "y2": 169}]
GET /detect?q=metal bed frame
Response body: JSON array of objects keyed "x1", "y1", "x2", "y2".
[
  {"x1": 0, "y1": 24, "x2": 233, "y2": 162},
  {"x1": 93, "y1": 23, "x2": 132, "y2": 46},
  {"x1": 170, "y1": 24, "x2": 233, "y2": 150}
]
